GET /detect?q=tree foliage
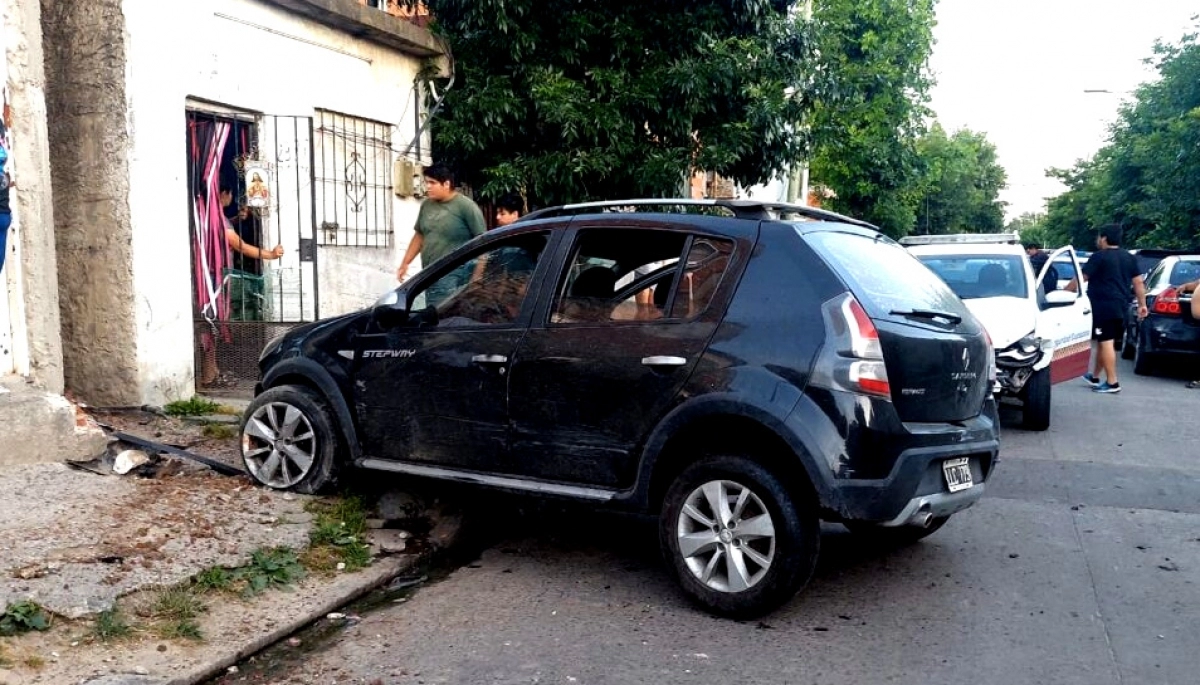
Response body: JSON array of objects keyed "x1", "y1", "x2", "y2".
[
  {"x1": 911, "y1": 124, "x2": 1008, "y2": 235},
  {"x1": 807, "y1": 0, "x2": 937, "y2": 236},
  {"x1": 412, "y1": 0, "x2": 816, "y2": 207},
  {"x1": 1006, "y1": 211, "x2": 1049, "y2": 247},
  {"x1": 1043, "y1": 23, "x2": 1200, "y2": 249}
]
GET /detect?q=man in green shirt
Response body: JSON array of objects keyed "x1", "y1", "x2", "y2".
[{"x1": 395, "y1": 163, "x2": 486, "y2": 282}]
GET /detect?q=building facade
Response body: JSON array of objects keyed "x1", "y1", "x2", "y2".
[{"x1": 44, "y1": 0, "x2": 445, "y2": 406}]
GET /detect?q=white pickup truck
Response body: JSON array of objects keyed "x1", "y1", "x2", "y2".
[{"x1": 902, "y1": 233, "x2": 1092, "y2": 430}]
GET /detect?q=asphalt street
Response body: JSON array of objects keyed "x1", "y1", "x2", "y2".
[{"x1": 261, "y1": 359, "x2": 1200, "y2": 685}]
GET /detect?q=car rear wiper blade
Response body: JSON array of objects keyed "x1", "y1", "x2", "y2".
[{"x1": 889, "y1": 309, "x2": 963, "y2": 324}]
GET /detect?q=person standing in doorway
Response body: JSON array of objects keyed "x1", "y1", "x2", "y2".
[
  {"x1": 395, "y1": 163, "x2": 486, "y2": 286},
  {"x1": 1067, "y1": 224, "x2": 1147, "y2": 394}
]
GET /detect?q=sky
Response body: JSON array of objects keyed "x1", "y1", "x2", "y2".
[{"x1": 927, "y1": 1, "x2": 1199, "y2": 221}]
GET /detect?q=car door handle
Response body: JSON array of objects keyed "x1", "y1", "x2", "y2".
[
  {"x1": 471, "y1": 354, "x2": 509, "y2": 364},
  {"x1": 642, "y1": 355, "x2": 687, "y2": 367}
]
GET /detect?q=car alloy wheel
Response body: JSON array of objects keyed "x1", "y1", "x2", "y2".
[
  {"x1": 242, "y1": 401, "x2": 319, "y2": 489},
  {"x1": 676, "y1": 479, "x2": 777, "y2": 593}
]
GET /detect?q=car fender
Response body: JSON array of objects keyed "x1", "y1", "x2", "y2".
[
  {"x1": 260, "y1": 356, "x2": 362, "y2": 462},
  {"x1": 623, "y1": 388, "x2": 832, "y2": 511}
]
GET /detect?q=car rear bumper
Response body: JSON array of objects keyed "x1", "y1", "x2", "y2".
[
  {"x1": 1142, "y1": 316, "x2": 1200, "y2": 355},
  {"x1": 815, "y1": 398, "x2": 1000, "y2": 523}
]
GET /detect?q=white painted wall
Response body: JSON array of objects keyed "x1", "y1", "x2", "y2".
[{"x1": 122, "y1": 0, "x2": 426, "y2": 404}]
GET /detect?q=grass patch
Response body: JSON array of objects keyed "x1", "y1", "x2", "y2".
[
  {"x1": 237, "y1": 547, "x2": 306, "y2": 596},
  {"x1": 149, "y1": 587, "x2": 206, "y2": 641},
  {"x1": 163, "y1": 396, "x2": 222, "y2": 417},
  {"x1": 192, "y1": 565, "x2": 236, "y2": 593},
  {"x1": 201, "y1": 423, "x2": 237, "y2": 440},
  {"x1": 305, "y1": 496, "x2": 373, "y2": 573},
  {"x1": 21, "y1": 653, "x2": 45, "y2": 669},
  {"x1": 92, "y1": 607, "x2": 133, "y2": 642},
  {"x1": 0, "y1": 600, "x2": 51, "y2": 636}
]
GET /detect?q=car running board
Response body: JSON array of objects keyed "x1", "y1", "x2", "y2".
[{"x1": 358, "y1": 459, "x2": 619, "y2": 501}]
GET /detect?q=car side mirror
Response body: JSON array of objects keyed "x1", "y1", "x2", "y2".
[
  {"x1": 1044, "y1": 289, "x2": 1076, "y2": 308},
  {"x1": 371, "y1": 289, "x2": 410, "y2": 329}
]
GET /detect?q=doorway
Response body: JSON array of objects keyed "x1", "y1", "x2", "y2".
[{"x1": 186, "y1": 108, "x2": 319, "y2": 397}]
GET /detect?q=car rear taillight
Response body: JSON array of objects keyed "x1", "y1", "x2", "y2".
[
  {"x1": 841, "y1": 297, "x2": 891, "y2": 399},
  {"x1": 1153, "y1": 287, "x2": 1183, "y2": 315}
]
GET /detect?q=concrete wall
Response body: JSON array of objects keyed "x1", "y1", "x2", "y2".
[
  {"x1": 122, "y1": 0, "x2": 425, "y2": 405},
  {"x1": 41, "y1": 0, "x2": 137, "y2": 404},
  {"x1": 5, "y1": 0, "x2": 65, "y2": 392}
]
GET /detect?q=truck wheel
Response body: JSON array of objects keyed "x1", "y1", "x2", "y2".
[
  {"x1": 241, "y1": 384, "x2": 340, "y2": 494},
  {"x1": 844, "y1": 516, "x2": 950, "y2": 546},
  {"x1": 1021, "y1": 366, "x2": 1051, "y2": 431},
  {"x1": 660, "y1": 456, "x2": 819, "y2": 619}
]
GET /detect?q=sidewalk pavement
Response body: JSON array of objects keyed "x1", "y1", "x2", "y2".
[{"x1": 0, "y1": 449, "x2": 445, "y2": 685}]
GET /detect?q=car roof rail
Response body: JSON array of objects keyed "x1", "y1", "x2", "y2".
[
  {"x1": 898, "y1": 232, "x2": 1022, "y2": 247},
  {"x1": 518, "y1": 198, "x2": 880, "y2": 231}
]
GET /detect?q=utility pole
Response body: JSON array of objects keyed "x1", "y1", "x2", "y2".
[{"x1": 786, "y1": 0, "x2": 814, "y2": 205}]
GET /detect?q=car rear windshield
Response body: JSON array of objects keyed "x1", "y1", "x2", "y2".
[
  {"x1": 917, "y1": 255, "x2": 1029, "y2": 300},
  {"x1": 1169, "y1": 259, "x2": 1200, "y2": 286},
  {"x1": 803, "y1": 230, "x2": 970, "y2": 321}
]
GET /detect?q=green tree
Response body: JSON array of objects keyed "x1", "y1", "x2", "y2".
[
  {"x1": 409, "y1": 1, "x2": 817, "y2": 207},
  {"x1": 807, "y1": 0, "x2": 937, "y2": 236},
  {"x1": 1007, "y1": 211, "x2": 1049, "y2": 247},
  {"x1": 911, "y1": 124, "x2": 1008, "y2": 235},
  {"x1": 1043, "y1": 24, "x2": 1200, "y2": 249}
]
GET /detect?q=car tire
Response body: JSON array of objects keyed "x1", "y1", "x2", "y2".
[
  {"x1": 1021, "y1": 366, "x2": 1051, "y2": 431},
  {"x1": 843, "y1": 515, "x2": 950, "y2": 546},
  {"x1": 659, "y1": 456, "x2": 819, "y2": 619},
  {"x1": 240, "y1": 384, "x2": 340, "y2": 494},
  {"x1": 1133, "y1": 331, "x2": 1157, "y2": 376},
  {"x1": 1121, "y1": 326, "x2": 1136, "y2": 360}
]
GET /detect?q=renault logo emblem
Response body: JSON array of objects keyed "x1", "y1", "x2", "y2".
[{"x1": 962, "y1": 348, "x2": 970, "y2": 370}]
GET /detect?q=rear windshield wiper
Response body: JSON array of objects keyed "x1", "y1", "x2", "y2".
[{"x1": 889, "y1": 308, "x2": 963, "y2": 325}]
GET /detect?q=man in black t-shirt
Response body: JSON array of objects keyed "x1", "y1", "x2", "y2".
[
  {"x1": 1024, "y1": 243, "x2": 1058, "y2": 292},
  {"x1": 1067, "y1": 224, "x2": 1147, "y2": 393}
]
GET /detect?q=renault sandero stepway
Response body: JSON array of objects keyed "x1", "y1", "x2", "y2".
[{"x1": 242, "y1": 199, "x2": 1000, "y2": 618}]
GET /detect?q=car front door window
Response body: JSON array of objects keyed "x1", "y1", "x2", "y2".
[{"x1": 411, "y1": 235, "x2": 548, "y2": 328}]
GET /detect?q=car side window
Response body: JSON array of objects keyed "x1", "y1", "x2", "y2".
[
  {"x1": 551, "y1": 229, "x2": 688, "y2": 324},
  {"x1": 668, "y1": 237, "x2": 735, "y2": 319},
  {"x1": 410, "y1": 233, "x2": 548, "y2": 328}
]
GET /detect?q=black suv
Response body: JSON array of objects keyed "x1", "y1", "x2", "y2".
[{"x1": 242, "y1": 199, "x2": 1000, "y2": 617}]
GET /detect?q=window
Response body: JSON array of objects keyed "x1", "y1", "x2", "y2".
[
  {"x1": 668, "y1": 237, "x2": 735, "y2": 319},
  {"x1": 806, "y1": 231, "x2": 971, "y2": 319},
  {"x1": 315, "y1": 110, "x2": 395, "y2": 247},
  {"x1": 550, "y1": 229, "x2": 732, "y2": 325},
  {"x1": 410, "y1": 233, "x2": 548, "y2": 328},
  {"x1": 914, "y1": 255, "x2": 1029, "y2": 301},
  {"x1": 1169, "y1": 260, "x2": 1200, "y2": 287}
]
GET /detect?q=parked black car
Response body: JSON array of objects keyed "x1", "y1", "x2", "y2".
[
  {"x1": 241, "y1": 199, "x2": 1000, "y2": 617},
  {"x1": 1122, "y1": 254, "x2": 1200, "y2": 374}
]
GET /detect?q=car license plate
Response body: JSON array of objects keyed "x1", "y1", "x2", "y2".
[{"x1": 943, "y1": 457, "x2": 973, "y2": 493}]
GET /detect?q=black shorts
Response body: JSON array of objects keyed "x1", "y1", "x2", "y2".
[{"x1": 1091, "y1": 316, "x2": 1124, "y2": 342}]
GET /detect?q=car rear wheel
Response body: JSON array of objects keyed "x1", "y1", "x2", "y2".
[
  {"x1": 241, "y1": 385, "x2": 340, "y2": 494},
  {"x1": 1133, "y1": 331, "x2": 1157, "y2": 376},
  {"x1": 1021, "y1": 366, "x2": 1051, "y2": 431},
  {"x1": 660, "y1": 456, "x2": 819, "y2": 619},
  {"x1": 843, "y1": 515, "x2": 950, "y2": 546},
  {"x1": 1121, "y1": 326, "x2": 1136, "y2": 360}
]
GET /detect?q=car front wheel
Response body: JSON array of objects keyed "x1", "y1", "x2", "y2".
[
  {"x1": 240, "y1": 385, "x2": 340, "y2": 493},
  {"x1": 660, "y1": 456, "x2": 819, "y2": 619},
  {"x1": 1021, "y1": 366, "x2": 1051, "y2": 431}
]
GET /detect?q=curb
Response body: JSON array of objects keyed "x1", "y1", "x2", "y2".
[{"x1": 166, "y1": 554, "x2": 420, "y2": 685}]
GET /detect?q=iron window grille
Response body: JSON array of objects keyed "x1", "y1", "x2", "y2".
[{"x1": 315, "y1": 109, "x2": 395, "y2": 248}]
